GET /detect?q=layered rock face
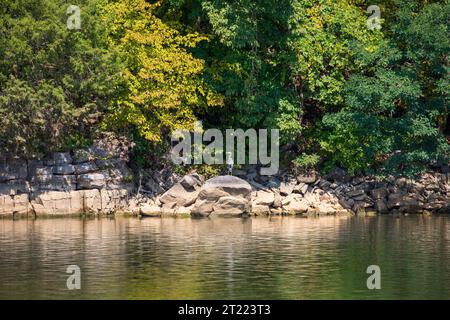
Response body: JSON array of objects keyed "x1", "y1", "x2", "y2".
[
  {"x1": 2, "y1": 155, "x2": 449, "y2": 217},
  {"x1": 0, "y1": 147, "x2": 133, "y2": 216}
]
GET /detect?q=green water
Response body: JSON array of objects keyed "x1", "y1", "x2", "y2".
[{"x1": 0, "y1": 215, "x2": 449, "y2": 299}]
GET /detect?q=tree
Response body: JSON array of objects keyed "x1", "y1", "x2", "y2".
[
  {"x1": 320, "y1": 0, "x2": 449, "y2": 176},
  {"x1": 100, "y1": 0, "x2": 223, "y2": 143},
  {"x1": 194, "y1": 0, "x2": 380, "y2": 145},
  {"x1": 0, "y1": 0, "x2": 121, "y2": 157}
]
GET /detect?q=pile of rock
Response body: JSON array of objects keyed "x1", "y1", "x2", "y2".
[
  {"x1": 134, "y1": 166, "x2": 450, "y2": 217},
  {"x1": 135, "y1": 173, "x2": 348, "y2": 218}
]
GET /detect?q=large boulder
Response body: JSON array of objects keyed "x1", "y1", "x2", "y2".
[
  {"x1": 253, "y1": 190, "x2": 275, "y2": 206},
  {"x1": 198, "y1": 176, "x2": 252, "y2": 201},
  {"x1": 191, "y1": 176, "x2": 252, "y2": 217},
  {"x1": 159, "y1": 174, "x2": 203, "y2": 208},
  {"x1": 212, "y1": 196, "x2": 249, "y2": 216},
  {"x1": 190, "y1": 200, "x2": 214, "y2": 217}
]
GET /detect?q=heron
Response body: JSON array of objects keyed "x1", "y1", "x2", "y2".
[{"x1": 226, "y1": 152, "x2": 234, "y2": 175}]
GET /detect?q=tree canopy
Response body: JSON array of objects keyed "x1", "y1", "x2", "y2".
[{"x1": 0, "y1": 0, "x2": 448, "y2": 177}]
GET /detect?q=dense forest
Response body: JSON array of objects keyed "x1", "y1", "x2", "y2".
[{"x1": 0, "y1": 0, "x2": 448, "y2": 177}]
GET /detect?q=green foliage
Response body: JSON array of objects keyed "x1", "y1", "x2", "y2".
[
  {"x1": 288, "y1": 0, "x2": 382, "y2": 107},
  {"x1": 99, "y1": 0, "x2": 222, "y2": 143},
  {"x1": 175, "y1": 163, "x2": 223, "y2": 179},
  {"x1": 0, "y1": 0, "x2": 447, "y2": 177},
  {"x1": 320, "y1": 0, "x2": 449, "y2": 176},
  {"x1": 0, "y1": 0, "x2": 121, "y2": 157},
  {"x1": 199, "y1": 0, "x2": 301, "y2": 142},
  {"x1": 293, "y1": 153, "x2": 320, "y2": 171}
]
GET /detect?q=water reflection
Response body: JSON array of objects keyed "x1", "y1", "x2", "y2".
[{"x1": 0, "y1": 215, "x2": 449, "y2": 299}]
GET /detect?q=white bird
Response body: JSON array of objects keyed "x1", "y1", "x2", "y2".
[{"x1": 226, "y1": 152, "x2": 234, "y2": 175}]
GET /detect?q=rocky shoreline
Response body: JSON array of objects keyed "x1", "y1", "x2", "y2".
[
  {"x1": 133, "y1": 168, "x2": 450, "y2": 218},
  {"x1": 1, "y1": 145, "x2": 449, "y2": 218}
]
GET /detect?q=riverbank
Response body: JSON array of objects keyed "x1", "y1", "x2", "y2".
[
  {"x1": 132, "y1": 169, "x2": 449, "y2": 218},
  {"x1": 1, "y1": 145, "x2": 449, "y2": 217}
]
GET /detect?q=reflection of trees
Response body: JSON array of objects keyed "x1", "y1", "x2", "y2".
[
  {"x1": 333, "y1": 216, "x2": 450, "y2": 299},
  {"x1": 1, "y1": 215, "x2": 449, "y2": 299},
  {"x1": 122, "y1": 216, "x2": 355, "y2": 299}
]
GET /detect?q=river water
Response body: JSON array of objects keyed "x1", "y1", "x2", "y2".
[{"x1": 0, "y1": 215, "x2": 449, "y2": 299}]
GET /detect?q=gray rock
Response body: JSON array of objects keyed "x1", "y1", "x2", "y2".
[
  {"x1": 386, "y1": 192, "x2": 413, "y2": 209},
  {"x1": 212, "y1": 196, "x2": 249, "y2": 216},
  {"x1": 74, "y1": 162, "x2": 98, "y2": 175},
  {"x1": 0, "y1": 180, "x2": 30, "y2": 195},
  {"x1": 296, "y1": 173, "x2": 317, "y2": 184},
  {"x1": 77, "y1": 173, "x2": 107, "y2": 189},
  {"x1": 352, "y1": 194, "x2": 370, "y2": 202},
  {"x1": 279, "y1": 180, "x2": 296, "y2": 196},
  {"x1": 253, "y1": 190, "x2": 275, "y2": 206},
  {"x1": 53, "y1": 164, "x2": 75, "y2": 175},
  {"x1": 27, "y1": 160, "x2": 44, "y2": 177},
  {"x1": 265, "y1": 178, "x2": 281, "y2": 189},
  {"x1": 319, "y1": 180, "x2": 332, "y2": 189},
  {"x1": 251, "y1": 203, "x2": 271, "y2": 215},
  {"x1": 0, "y1": 160, "x2": 28, "y2": 182},
  {"x1": 375, "y1": 199, "x2": 388, "y2": 214},
  {"x1": 339, "y1": 198, "x2": 355, "y2": 210},
  {"x1": 31, "y1": 175, "x2": 76, "y2": 192},
  {"x1": 198, "y1": 176, "x2": 252, "y2": 201},
  {"x1": 282, "y1": 194, "x2": 308, "y2": 214},
  {"x1": 347, "y1": 189, "x2": 365, "y2": 198},
  {"x1": 371, "y1": 188, "x2": 388, "y2": 200},
  {"x1": 159, "y1": 180, "x2": 200, "y2": 208},
  {"x1": 326, "y1": 167, "x2": 350, "y2": 183},
  {"x1": 44, "y1": 152, "x2": 72, "y2": 165},
  {"x1": 273, "y1": 192, "x2": 282, "y2": 208},
  {"x1": 191, "y1": 176, "x2": 252, "y2": 216},
  {"x1": 191, "y1": 200, "x2": 215, "y2": 217},
  {"x1": 144, "y1": 176, "x2": 165, "y2": 194},
  {"x1": 180, "y1": 174, "x2": 202, "y2": 189}
]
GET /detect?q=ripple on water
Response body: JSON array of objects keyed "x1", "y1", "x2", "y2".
[{"x1": 0, "y1": 215, "x2": 449, "y2": 299}]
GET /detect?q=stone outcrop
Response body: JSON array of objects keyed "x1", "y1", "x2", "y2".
[
  {"x1": 0, "y1": 137, "x2": 133, "y2": 216},
  {"x1": 2, "y1": 148, "x2": 449, "y2": 218}
]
